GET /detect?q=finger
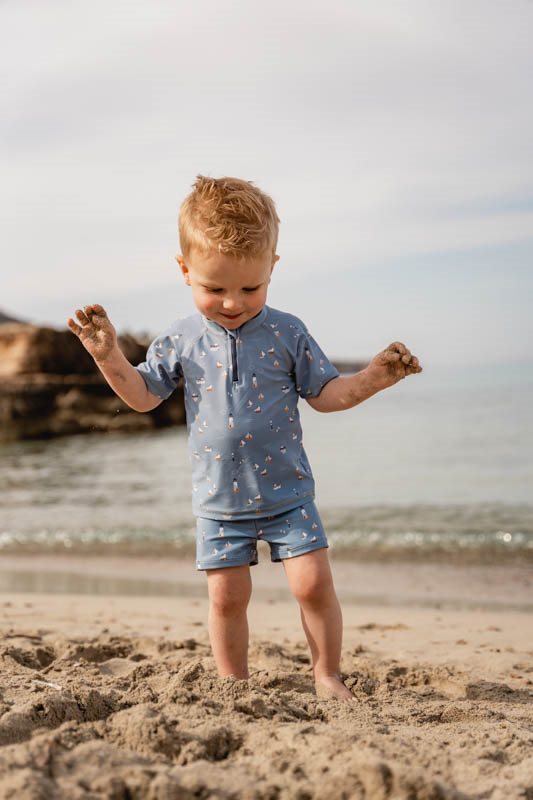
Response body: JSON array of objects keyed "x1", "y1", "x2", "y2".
[
  {"x1": 83, "y1": 303, "x2": 105, "y2": 319},
  {"x1": 381, "y1": 350, "x2": 401, "y2": 363},
  {"x1": 410, "y1": 356, "x2": 420, "y2": 368},
  {"x1": 83, "y1": 304, "x2": 101, "y2": 320},
  {"x1": 406, "y1": 363, "x2": 423, "y2": 375},
  {"x1": 76, "y1": 308, "x2": 91, "y2": 328},
  {"x1": 67, "y1": 318, "x2": 82, "y2": 336},
  {"x1": 388, "y1": 341, "x2": 408, "y2": 356},
  {"x1": 85, "y1": 305, "x2": 109, "y2": 328}
]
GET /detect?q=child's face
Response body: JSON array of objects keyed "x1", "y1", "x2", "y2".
[{"x1": 177, "y1": 249, "x2": 279, "y2": 330}]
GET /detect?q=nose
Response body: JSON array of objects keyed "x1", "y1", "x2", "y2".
[{"x1": 222, "y1": 295, "x2": 240, "y2": 311}]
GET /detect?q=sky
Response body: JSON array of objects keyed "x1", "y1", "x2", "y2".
[{"x1": 2, "y1": 0, "x2": 532, "y2": 368}]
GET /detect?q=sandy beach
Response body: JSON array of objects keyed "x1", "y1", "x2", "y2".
[{"x1": 0, "y1": 553, "x2": 532, "y2": 799}]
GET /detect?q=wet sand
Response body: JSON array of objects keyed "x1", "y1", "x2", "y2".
[{"x1": 0, "y1": 553, "x2": 532, "y2": 798}]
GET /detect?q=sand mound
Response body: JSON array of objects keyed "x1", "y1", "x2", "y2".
[{"x1": 0, "y1": 631, "x2": 532, "y2": 799}]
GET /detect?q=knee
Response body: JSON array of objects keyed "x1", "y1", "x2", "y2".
[
  {"x1": 208, "y1": 575, "x2": 251, "y2": 617},
  {"x1": 293, "y1": 574, "x2": 334, "y2": 608}
]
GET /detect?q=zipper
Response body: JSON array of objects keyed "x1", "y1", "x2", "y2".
[{"x1": 229, "y1": 333, "x2": 239, "y2": 383}]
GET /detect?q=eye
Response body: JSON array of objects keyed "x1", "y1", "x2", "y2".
[
  {"x1": 207, "y1": 288, "x2": 223, "y2": 293},
  {"x1": 243, "y1": 287, "x2": 259, "y2": 293}
]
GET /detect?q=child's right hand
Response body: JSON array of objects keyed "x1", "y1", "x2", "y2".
[{"x1": 67, "y1": 304, "x2": 118, "y2": 363}]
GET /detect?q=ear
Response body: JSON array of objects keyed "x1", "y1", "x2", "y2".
[
  {"x1": 270, "y1": 254, "x2": 280, "y2": 275},
  {"x1": 175, "y1": 255, "x2": 191, "y2": 286}
]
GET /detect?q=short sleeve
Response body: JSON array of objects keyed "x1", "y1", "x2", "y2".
[
  {"x1": 134, "y1": 333, "x2": 183, "y2": 400},
  {"x1": 293, "y1": 325, "x2": 340, "y2": 399}
]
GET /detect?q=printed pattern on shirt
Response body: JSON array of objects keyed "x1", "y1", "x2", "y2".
[{"x1": 134, "y1": 306, "x2": 340, "y2": 520}]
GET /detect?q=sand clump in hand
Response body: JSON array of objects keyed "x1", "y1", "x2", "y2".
[{"x1": 0, "y1": 631, "x2": 532, "y2": 799}]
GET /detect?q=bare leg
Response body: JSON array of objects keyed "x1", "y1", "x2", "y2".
[
  {"x1": 283, "y1": 549, "x2": 355, "y2": 701},
  {"x1": 206, "y1": 564, "x2": 252, "y2": 679}
]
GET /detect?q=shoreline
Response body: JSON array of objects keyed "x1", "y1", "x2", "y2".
[
  {"x1": 0, "y1": 552, "x2": 531, "y2": 613},
  {"x1": 1, "y1": 540, "x2": 531, "y2": 566}
]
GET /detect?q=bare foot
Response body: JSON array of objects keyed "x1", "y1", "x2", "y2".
[{"x1": 315, "y1": 675, "x2": 356, "y2": 702}]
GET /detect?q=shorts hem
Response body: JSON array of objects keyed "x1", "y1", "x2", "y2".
[
  {"x1": 272, "y1": 540, "x2": 329, "y2": 562},
  {"x1": 196, "y1": 557, "x2": 258, "y2": 571}
]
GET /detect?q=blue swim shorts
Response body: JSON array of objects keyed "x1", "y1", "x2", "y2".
[{"x1": 195, "y1": 500, "x2": 328, "y2": 570}]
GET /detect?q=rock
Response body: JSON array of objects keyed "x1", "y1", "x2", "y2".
[
  {"x1": 0, "y1": 309, "x2": 26, "y2": 324},
  {"x1": 0, "y1": 324, "x2": 185, "y2": 442},
  {"x1": 0, "y1": 324, "x2": 95, "y2": 377}
]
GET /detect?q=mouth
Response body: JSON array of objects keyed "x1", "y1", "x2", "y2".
[{"x1": 221, "y1": 312, "x2": 243, "y2": 320}]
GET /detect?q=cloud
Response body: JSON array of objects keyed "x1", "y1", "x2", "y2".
[{"x1": 1, "y1": 0, "x2": 532, "y2": 365}]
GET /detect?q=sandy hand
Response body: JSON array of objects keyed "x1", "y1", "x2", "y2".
[
  {"x1": 67, "y1": 304, "x2": 118, "y2": 363},
  {"x1": 367, "y1": 341, "x2": 423, "y2": 390}
]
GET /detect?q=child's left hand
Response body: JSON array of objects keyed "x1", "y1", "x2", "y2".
[{"x1": 366, "y1": 342, "x2": 422, "y2": 390}]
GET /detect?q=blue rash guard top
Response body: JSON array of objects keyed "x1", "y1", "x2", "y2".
[{"x1": 134, "y1": 305, "x2": 340, "y2": 520}]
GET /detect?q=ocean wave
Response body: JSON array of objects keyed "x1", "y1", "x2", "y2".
[{"x1": 1, "y1": 503, "x2": 532, "y2": 564}]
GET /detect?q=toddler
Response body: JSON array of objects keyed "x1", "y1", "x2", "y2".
[{"x1": 68, "y1": 175, "x2": 422, "y2": 702}]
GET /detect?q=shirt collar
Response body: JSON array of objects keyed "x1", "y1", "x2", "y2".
[{"x1": 202, "y1": 305, "x2": 269, "y2": 337}]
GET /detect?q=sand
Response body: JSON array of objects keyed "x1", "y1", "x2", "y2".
[{"x1": 0, "y1": 554, "x2": 532, "y2": 799}]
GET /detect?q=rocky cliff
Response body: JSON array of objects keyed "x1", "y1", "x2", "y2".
[{"x1": 0, "y1": 323, "x2": 185, "y2": 442}]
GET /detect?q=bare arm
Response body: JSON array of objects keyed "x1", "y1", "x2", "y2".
[
  {"x1": 67, "y1": 304, "x2": 162, "y2": 413},
  {"x1": 93, "y1": 346, "x2": 162, "y2": 412},
  {"x1": 307, "y1": 341, "x2": 422, "y2": 413},
  {"x1": 306, "y1": 370, "x2": 383, "y2": 412}
]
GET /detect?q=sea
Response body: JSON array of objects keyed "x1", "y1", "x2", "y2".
[{"x1": 1, "y1": 362, "x2": 532, "y2": 562}]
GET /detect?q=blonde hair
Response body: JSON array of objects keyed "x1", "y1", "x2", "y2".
[{"x1": 179, "y1": 175, "x2": 280, "y2": 261}]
